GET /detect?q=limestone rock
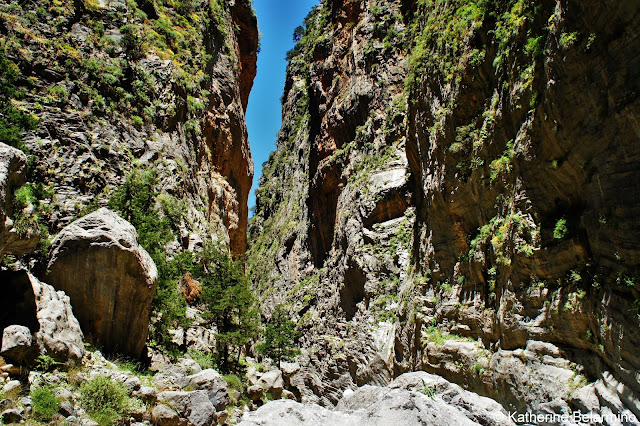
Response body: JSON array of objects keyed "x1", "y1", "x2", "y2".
[
  {"x1": 133, "y1": 386, "x2": 157, "y2": 402},
  {"x1": 240, "y1": 372, "x2": 514, "y2": 426},
  {"x1": 387, "y1": 372, "x2": 513, "y2": 426},
  {"x1": 0, "y1": 142, "x2": 39, "y2": 258},
  {"x1": 238, "y1": 399, "x2": 355, "y2": 426},
  {"x1": 0, "y1": 270, "x2": 84, "y2": 364},
  {"x1": 46, "y1": 208, "x2": 157, "y2": 358},
  {"x1": 60, "y1": 401, "x2": 76, "y2": 417},
  {"x1": 1, "y1": 408, "x2": 24, "y2": 423},
  {"x1": 248, "y1": 0, "x2": 640, "y2": 417},
  {"x1": 157, "y1": 390, "x2": 217, "y2": 426},
  {"x1": 2, "y1": 380, "x2": 21, "y2": 395},
  {"x1": 152, "y1": 404, "x2": 179, "y2": 426},
  {"x1": 256, "y1": 370, "x2": 284, "y2": 400},
  {"x1": 31, "y1": 274, "x2": 84, "y2": 363},
  {"x1": 0, "y1": 325, "x2": 35, "y2": 364},
  {"x1": 185, "y1": 369, "x2": 230, "y2": 411},
  {"x1": 247, "y1": 385, "x2": 264, "y2": 402}
]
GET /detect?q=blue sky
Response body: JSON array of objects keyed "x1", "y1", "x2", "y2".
[{"x1": 246, "y1": 0, "x2": 319, "y2": 215}]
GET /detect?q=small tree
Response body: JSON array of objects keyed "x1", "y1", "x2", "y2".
[
  {"x1": 257, "y1": 304, "x2": 300, "y2": 362},
  {"x1": 292, "y1": 25, "x2": 305, "y2": 43},
  {"x1": 198, "y1": 243, "x2": 258, "y2": 373}
]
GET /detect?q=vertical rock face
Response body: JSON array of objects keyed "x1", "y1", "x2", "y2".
[
  {"x1": 249, "y1": 0, "x2": 413, "y2": 405},
  {"x1": 0, "y1": 0, "x2": 257, "y2": 362},
  {"x1": 202, "y1": 0, "x2": 258, "y2": 256},
  {"x1": 46, "y1": 208, "x2": 157, "y2": 358},
  {"x1": 250, "y1": 0, "x2": 640, "y2": 419}
]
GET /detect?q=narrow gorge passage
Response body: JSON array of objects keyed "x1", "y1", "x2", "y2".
[{"x1": 0, "y1": 0, "x2": 638, "y2": 425}]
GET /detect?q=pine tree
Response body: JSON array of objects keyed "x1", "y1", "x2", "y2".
[
  {"x1": 198, "y1": 243, "x2": 258, "y2": 373},
  {"x1": 257, "y1": 304, "x2": 300, "y2": 362}
]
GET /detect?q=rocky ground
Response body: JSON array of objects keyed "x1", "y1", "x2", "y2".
[
  {"x1": 239, "y1": 371, "x2": 514, "y2": 426},
  {"x1": 1, "y1": 348, "x2": 233, "y2": 425}
]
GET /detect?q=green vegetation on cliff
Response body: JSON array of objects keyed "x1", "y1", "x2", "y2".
[{"x1": 0, "y1": 50, "x2": 37, "y2": 152}]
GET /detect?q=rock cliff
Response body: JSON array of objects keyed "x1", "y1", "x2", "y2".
[
  {"x1": 1, "y1": 0, "x2": 257, "y2": 258},
  {"x1": 0, "y1": 0, "x2": 258, "y2": 359},
  {"x1": 249, "y1": 0, "x2": 640, "y2": 420}
]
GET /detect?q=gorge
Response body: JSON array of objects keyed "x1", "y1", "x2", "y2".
[{"x1": 0, "y1": 0, "x2": 639, "y2": 424}]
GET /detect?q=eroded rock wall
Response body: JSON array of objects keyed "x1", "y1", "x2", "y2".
[
  {"x1": 250, "y1": 0, "x2": 640, "y2": 419},
  {"x1": 0, "y1": 0, "x2": 257, "y2": 257},
  {"x1": 249, "y1": 0, "x2": 414, "y2": 406}
]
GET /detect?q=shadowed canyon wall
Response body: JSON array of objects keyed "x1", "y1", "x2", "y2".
[{"x1": 249, "y1": 0, "x2": 640, "y2": 419}]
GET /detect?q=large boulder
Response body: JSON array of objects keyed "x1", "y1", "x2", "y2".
[
  {"x1": 239, "y1": 372, "x2": 514, "y2": 426},
  {"x1": 185, "y1": 369, "x2": 230, "y2": 411},
  {"x1": 46, "y1": 208, "x2": 158, "y2": 358},
  {"x1": 0, "y1": 142, "x2": 39, "y2": 257},
  {"x1": 238, "y1": 399, "x2": 355, "y2": 426},
  {"x1": 0, "y1": 271, "x2": 84, "y2": 364},
  {"x1": 0, "y1": 325, "x2": 35, "y2": 363},
  {"x1": 157, "y1": 390, "x2": 217, "y2": 426}
]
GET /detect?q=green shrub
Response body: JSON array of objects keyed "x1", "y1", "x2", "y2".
[
  {"x1": 553, "y1": 217, "x2": 568, "y2": 239},
  {"x1": 417, "y1": 379, "x2": 437, "y2": 399},
  {"x1": 0, "y1": 51, "x2": 38, "y2": 152},
  {"x1": 35, "y1": 353, "x2": 61, "y2": 372},
  {"x1": 559, "y1": 31, "x2": 579, "y2": 49},
  {"x1": 80, "y1": 376, "x2": 129, "y2": 426},
  {"x1": 257, "y1": 304, "x2": 300, "y2": 362},
  {"x1": 223, "y1": 374, "x2": 243, "y2": 392},
  {"x1": 131, "y1": 115, "x2": 143, "y2": 129},
  {"x1": 31, "y1": 387, "x2": 61, "y2": 421},
  {"x1": 120, "y1": 24, "x2": 143, "y2": 59},
  {"x1": 14, "y1": 184, "x2": 35, "y2": 209}
]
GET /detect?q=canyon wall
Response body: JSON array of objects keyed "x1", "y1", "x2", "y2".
[
  {"x1": 1, "y1": 0, "x2": 257, "y2": 257},
  {"x1": 0, "y1": 0, "x2": 257, "y2": 355},
  {"x1": 249, "y1": 0, "x2": 640, "y2": 419}
]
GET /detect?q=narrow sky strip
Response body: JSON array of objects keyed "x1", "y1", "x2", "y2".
[{"x1": 246, "y1": 0, "x2": 320, "y2": 216}]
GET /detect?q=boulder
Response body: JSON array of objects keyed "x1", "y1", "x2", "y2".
[
  {"x1": 238, "y1": 399, "x2": 355, "y2": 426},
  {"x1": 133, "y1": 385, "x2": 157, "y2": 402},
  {"x1": 2, "y1": 380, "x2": 20, "y2": 395},
  {"x1": 387, "y1": 372, "x2": 513, "y2": 426},
  {"x1": 247, "y1": 385, "x2": 264, "y2": 402},
  {"x1": 240, "y1": 372, "x2": 515, "y2": 426},
  {"x1": 1, "y1": 325, "x2": 35, "y2": 363},
  {"x1": 0, "y1": 142, "x2": 39, "y2": 257},
  {"x1": 185, "y1": 369, "x2": 230, "y2": 411},
  {"x1": 257, "y1": 370, "x2": 284, "y2": 399},
  {"x1": 0, "y1": 399, "x2": 13, "y2": 411},
  {"x1": 0, "y1": 270, "x2": 84, "y2": 364},
  {"x1": 152, "y1": 404, "x2": 179, "y2": 426},
  {"x1": 46, "y1": 208, "x2": 158, "y2": 358},
  {"x1": 59, "y1": 401, "x2": 76, "y2": 417},
  {"x1": 157, "y1": 390, "x2": 217, "y2": 426},
  {"x1": 1, "y1": 408, "x2": 24, "y2": 423},
  {"x1": 31, "y1": 274, "x2": 84, "y2": 363}
]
